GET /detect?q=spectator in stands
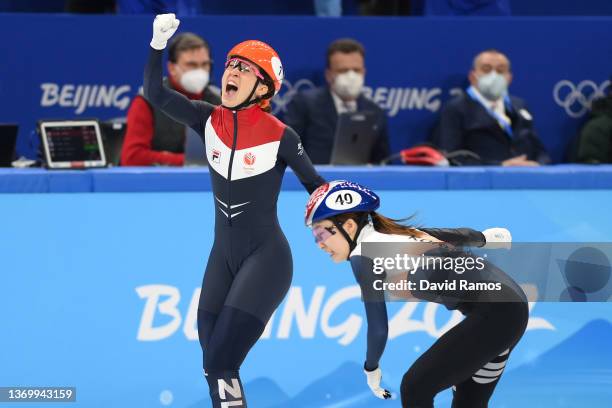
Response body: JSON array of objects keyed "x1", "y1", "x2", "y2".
[
  {"x1": 315, "y1": 0, "x2": 342, "y2": 16},
  {"x1": 284, "y1": 38, "x2": 390, "y2": 164},
  {"x1": 418, "y1": 0, "x2": 510, "y2": 16},
  {"x1": 577, "y1": 93, "x2": 612, "y2": 163},
  {"x1": 431, "y1": 49, "x2": 550, "y2": 166},
  {"x1": 116, "y1": 0, "x2": 203, "y2": 14},
  {"x1": 358, "y1": 0, "x2": 410, "y2": 15},
  {"x1": 121, "y1": 33, "x2": 221, "y2": 166},
  {"x1": 65, "y1": 0, "x2": 115, "y2": 13}
]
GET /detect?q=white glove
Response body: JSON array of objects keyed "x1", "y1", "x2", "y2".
[
  {"x1": 364, "y1": 367, "x2": 391, "y2": 400},
  {"x1": 482, "y1": 227, "x2": 512, "y2": 250},
  {"x1": 150, "y1": 13, "x2": 180, "y2": 50}
]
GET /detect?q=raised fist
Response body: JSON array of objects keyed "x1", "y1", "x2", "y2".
[{"x1": 150, "y1": 13, "x2": 180, "y2": 50}]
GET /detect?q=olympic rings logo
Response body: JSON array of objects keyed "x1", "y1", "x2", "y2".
[
  {"x1": 271, "y1": 78, "x2": 316, "y2": 115},
  {"x1": 553, "y1": 80, "x2": 611, "y2": 118}
]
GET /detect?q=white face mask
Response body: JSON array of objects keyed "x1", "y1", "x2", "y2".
[
  {"x1": 180, "y1": 68, "x2": 209, "y2": 94},
  {"x1": 477, "y1": 71, "x2": 508, "y2": 101},
  {"x1": 332, "y1": 70, "x2": 364, "y2": 100}
]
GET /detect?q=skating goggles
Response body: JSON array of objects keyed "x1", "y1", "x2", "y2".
[
  {"x1": 225, "y1": 58, "x2": 264, "y2": 80},
  {"x1": 312, "y1": 226, "x2": 337, "y2": 244}
]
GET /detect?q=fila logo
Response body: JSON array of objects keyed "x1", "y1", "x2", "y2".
[
  {"x1": 212, "y1": 149, "x2": 221, "y2": 164},
  {"x1": 243, "y1": 152, "x2": 256, "y2": 166},
  {"x1": 218, "y1": 378, "x2": 243, "y2": 407}
]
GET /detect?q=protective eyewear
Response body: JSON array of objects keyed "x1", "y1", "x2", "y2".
[
  {"x1": 225, "y1": 58, "x2": 264, "y2": 80},
  {"x1": 312, "y1": 226, "x2": 337, "y2": 244}
]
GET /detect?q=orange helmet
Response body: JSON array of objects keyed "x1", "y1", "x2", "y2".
[{"x1": 227, "y1": 40, "x2": 284, "y2": 95}]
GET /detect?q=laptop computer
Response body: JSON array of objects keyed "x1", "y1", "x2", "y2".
[
  {"x1": 0, "y1": 124, "x2": 19, "y2": 167},
  {"x1": 330, "y1": 111, "x2": 379, "y2": 165},
  {"x1": 99, "y1": 119, "x2": 126, "y2": 167},
  {"x1": 38, "y1": 119, "x2": 107, "y2": 169}
]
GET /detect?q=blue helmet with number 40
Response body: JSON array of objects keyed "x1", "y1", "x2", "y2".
[{"x1": 304, "y1": 180, "x2": 380, "y2": 226}]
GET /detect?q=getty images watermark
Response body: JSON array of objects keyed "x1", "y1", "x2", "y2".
[
  {"x1": 361, "y1": 242, "x2": 612, "y2": 303},
  {"x1": 371, "y1": 252, "x2": 499, "y2": 293}
]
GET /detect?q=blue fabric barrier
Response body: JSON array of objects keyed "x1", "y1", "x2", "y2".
[
  {"x1": 2, "y1": 187, "x2": 612, "y2": 407},
  {"x1": 1, "y1": 165, "x2": 611, "y2": 193}
]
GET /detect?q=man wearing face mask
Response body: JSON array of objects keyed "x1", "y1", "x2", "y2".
[
  {"x1": 121, "y1": 32, "x2": 221, "y2": 166},
  {"x1": 432, "y1": 49, "x2": 550, "y2": 166},
  {"x1": 284, "y1": 38, "x2": 389, "y2": 164}
]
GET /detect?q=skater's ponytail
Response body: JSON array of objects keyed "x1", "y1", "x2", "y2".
[
  {"x1": 370, "y1": 212, "x2": 423, "y2": 238},
  {"x1": 331, "y1": 211, "x2": 424, "y2": 239}
]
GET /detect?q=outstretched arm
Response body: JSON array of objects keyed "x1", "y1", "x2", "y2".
[
  {"x1": 419, "y1": 227, "x2": 486, "y2": 247},
  {"x1": 350, "y1": 255, "x2": 392, "y2": 400},
  {"x1": 350, "y1": 255, "x2": 388, "y2": 371},
  {"x1": 420, "y1": 227, "x2": 512, "y2": 249},
  {"x1": 144, "y1": 14, "x2": 214, "y2": 134}
]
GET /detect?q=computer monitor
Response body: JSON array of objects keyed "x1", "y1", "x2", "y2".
[
  {"x1": 39, "y1": 120, "x2": 107, "y2": 169},
  {"x1": 0, "y1": 124, "x2": 18, "y2": 167},
  {"x1": 330, "y1": 111, "x2": 379, "y2": 165}
]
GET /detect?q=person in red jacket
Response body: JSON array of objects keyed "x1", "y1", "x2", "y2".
[{"x1": 121, "y1": 32, "x2": 221, "y2": 166}]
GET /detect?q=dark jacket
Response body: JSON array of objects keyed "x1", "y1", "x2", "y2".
[
  {"x1": 120, "y1": 77, "x2": 221, "y2": 166},
  {"x1": 431, "y1": 91, "x2": 551, "y2": 165},
  {"x1": 284, "y1": 87, "x2": 390, "y2": 164},
  {"x1": 141, "y1": 79, "x2": 221, "y2": 154},
  {"x1": 578, "y1": 96, "x2": 612, "y2": 163}
]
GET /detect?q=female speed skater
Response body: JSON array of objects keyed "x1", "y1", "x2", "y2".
[
  {"x1": 144, "y1": 14, "x2": 326, "y2": 407},
  {"x1": 304, "y1": 180, "x2": 529, "y2": 408}
]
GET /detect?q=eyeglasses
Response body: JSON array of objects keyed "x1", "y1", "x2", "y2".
[
  {"x1": 312, "y1": 225, "x2": 337, "y2": 244},
  {"x1": 225, "y1": 58, "x2": 264, "y2": 80}
]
